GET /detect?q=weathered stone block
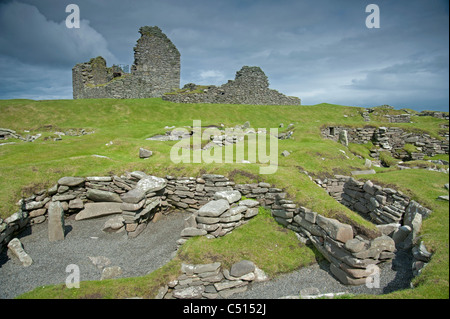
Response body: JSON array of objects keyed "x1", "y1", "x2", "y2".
[
  {"x1": 48, "y1": 201, "x2": 65, "y2": 242},
  {"x1": 230, "y1": 260, "x2": 256, "y2": 277},
  {"x1": 330, "y1": 263, "x2": 367, "y2": 286},
  {"x1": 316, "y1": 215, "x2": 353, "y2": 243},
  {"x1": 87, "y1": 188, "x2": 122, "y2": 203},
  {"x1": 7, "y1": 238, "x2": 33, "y2": 267},
  {"x1": 198, "y1": 199, "x2": 230, "y2": 217},
  {"x1": 180, "y1": 227, "x2": 207, "y2": 237},
  {"x1": 214, "y1": 190, "x2": 241, "y2": 204},
  {"x1": 75, "y1": 202, "x2": 122, "y2": 220}
]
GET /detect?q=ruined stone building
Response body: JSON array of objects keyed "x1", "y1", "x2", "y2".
[
  {"x1": 72, "y1": 26, "x2": 300, "y2": 105},
  {"x1": 163, "y1": 66, "x2": 301, "y2": 105},
  {"x1": 72, "y1": 26, "x2": 180, "y2": 99}
]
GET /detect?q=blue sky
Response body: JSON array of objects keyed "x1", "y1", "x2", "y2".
[{"x1": 0, "y1": 0, "x2": 448, "y2": 111}]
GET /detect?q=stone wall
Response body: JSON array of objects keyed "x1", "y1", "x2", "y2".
[
  {"x1": 316, "y1": 175, "x2": 432, "y2": 226},
  {"x1": 315, "y1": 175, "x2": 434, "y2": 282},
  {"x1": 1, "y1": 172, "x2": 433, "y2": 288},
  {"x1": 158, "y1": 260, "x2": 268, "y2": 299},
  {"x1": 162, "y1": 66, "x2": 301, "y2": 106},
  {"x1": 385, "y1": 114, "x2": 411, "y2": 123},
  {"x1": 322, "y1": 125, "x2": 449, "y2": 160},
  {"x1": 0, "y1": 128, "x2": 21, "y2": 140},
  {"x1": 72, "y1": 26, "x2": 180, "y2": 99}
]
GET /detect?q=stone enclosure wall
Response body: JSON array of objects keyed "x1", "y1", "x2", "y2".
[
  {"x1": 72, "y1": 26, "x2": 180, "y2": 99},
  {"x1": 315, "y1": 175, "x2": 434, "y2": 278},
  {"x1": 162, "y1": 66, "x2": 301, "y2": 106},
  {"x1": 385, "y1": 114, "x2": 411, "y2": 123},
  {"x1": 1, "y1": 171, "x2": 433, "y2": 289},
  {"x1": 322, "y1": 125, "x2": 449, "y2": 161},
  {"x1": 159, "y1": 260, "x2": 268, "y2": 299},
  {"x1": 316, "y1": 175, "x2": 431, "y2": 227}
]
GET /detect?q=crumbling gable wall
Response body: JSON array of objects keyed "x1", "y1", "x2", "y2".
[{"x1": 72, "y1": 26, "x2": 180, "y2": 99}]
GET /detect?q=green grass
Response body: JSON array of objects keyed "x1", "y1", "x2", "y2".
[
  {"x1": 379, "y1": 151, "x2": 400, "y2": 167},
  {"x1": 348, "y1": 142, "x2": 374, "y2": 159},
  {"x1": 1, "y1": 98, "x2": 448, "y2": 299}
]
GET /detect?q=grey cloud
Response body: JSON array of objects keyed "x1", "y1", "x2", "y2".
[{"x1": 0, "y1": 1, "x2": 116, "y2": 67}]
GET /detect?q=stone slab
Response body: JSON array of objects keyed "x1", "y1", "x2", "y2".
[{"x1": 75, "y1": 202, "x2": 123, "y2": 221}]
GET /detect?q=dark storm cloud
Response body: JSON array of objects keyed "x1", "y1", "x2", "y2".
[{"x1": 0, "y1": 0, "x2": 448, "y2": 111}]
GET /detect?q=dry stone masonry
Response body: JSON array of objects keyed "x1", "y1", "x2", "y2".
[
  {"x1": 163, "y1": 66, "x2": 301, "y2": 105},
  {"x1": 322, "y1": 125, "x2": 449, "y2": 161},
  {"x1": 315, "y1": 175, "x2": 434, "y2": 279},
  {"x1": 72, "y1": 26, "x2": 180, "y2": 99},
  {"x1": 158, "y1": 260, "x2": 268, "y2": 299},
  {"x1": 0, "y1": 171, "x2": 434, "y2": 290},
  {"x1": 72, "y1": 26, "x2": 301, "y2": 105}
]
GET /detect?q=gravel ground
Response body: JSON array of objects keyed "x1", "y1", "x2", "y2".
[
  {"x1": 232, "y1": 248, "x2": 414, "y2": 299},
  {"x1": 0, "y1": 211, "x2": 414, "y2": 299},
  {"x1": 0, "y1": 211, "x2": 189, "y2": 299}
]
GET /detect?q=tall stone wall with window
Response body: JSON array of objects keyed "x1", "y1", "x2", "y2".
[{"x1": 72, "y1": 26, "x2": 180, "y2": 99}]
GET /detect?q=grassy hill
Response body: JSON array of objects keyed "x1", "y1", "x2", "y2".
[{"x1": 0, "y1": 98, "x2": 448, "y2": 299}]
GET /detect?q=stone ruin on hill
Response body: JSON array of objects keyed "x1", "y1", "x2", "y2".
[
  {"x1": 72, "y1": 26, "x2": 181, "y2": 99},
  {"x1": 162, "y1": 66, "x2": 301, "y2": 106},
  {"x1": 72, "y1": 26, "x2": 301, "y2": 105}
]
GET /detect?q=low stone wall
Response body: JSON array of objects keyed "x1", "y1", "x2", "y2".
[
  {"x1": 321, "y1": 126, "x2": 449, "y2": 160},
  {"x1": 158, "y1": 260, "x2": 268, "y2": 299},
  {"x1": 0, "y1": 172, "x2": 433, "y2": 288},
  {"x1": 316, "y1": 175, "x2": 431, "y2": 227},
  {"x1": 315, "y1": 175, "x2": 434, "y2": 282},
  {"x1": 385, "y1": 114, "x2": 411, "y2": 123}
]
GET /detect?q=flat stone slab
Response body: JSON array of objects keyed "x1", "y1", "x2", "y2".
[
  {"x1": 136, "y1": 175, "x2": 167, "y2": 193},
  {"x1": 173, "y1": 286, "x2": 204, "y2": 299},
  {"x1": 180, "y1": 227, "x2": 207, "y2": 237},
  {"x1": 75, "y1": 202, "x2": 123, "y2": 221},
  {"x1": 193, "y1": 262, "x2": 221, "y2": 274},
  {"x1": 239, "y1": 199, "x2": 259, "y2": 208},
  {"x1": 121, "y1": 188, "x2": 146, "y2": 204},
  {"x1": 198, "y1": 199, "x2": 230, "y2": 217},
  {"x1": 214, "y1": 190, "x2": 241, "y2": 204},
  {"x1": 230, "y1": 260, "x2": 256, "y2": 277},
  {"x1": 87, "y1": 188, "x2": 122, "y2": 203},
  {"x1": 57, "y1": 176, "x2": 85, "y2": 187}
]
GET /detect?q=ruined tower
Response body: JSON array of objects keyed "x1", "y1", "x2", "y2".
[{"x1": 72, "y1": 26, "x2": 180, "y2": 99}]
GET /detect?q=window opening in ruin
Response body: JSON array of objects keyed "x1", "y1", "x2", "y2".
[{"x1": 329, "y1": 127, "x2": 335, "y2": 135}]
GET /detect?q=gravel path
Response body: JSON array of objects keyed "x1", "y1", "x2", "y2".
[
  {"x1": 0, "y1": 211, "x2": 414, "y2": 299},
  {"x1": 0, "y1": 211, "x2": 189, "y2": 299}
]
